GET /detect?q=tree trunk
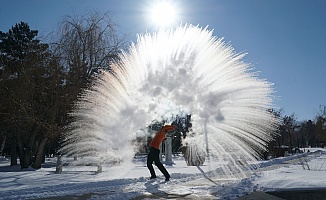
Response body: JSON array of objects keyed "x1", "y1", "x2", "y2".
[
  {"x1": 288, "y1": 129, "x2": 293, "y2": 154},
  {"x1": 16, "y1": 131, "x2": 29, "y2": 169},
  {"x1": 32, "y1": 137, "x2": 48, "y2": 169},
  {"x1": 18, "y1": 124, "x2": 39, "y2": 169},
  {"x1": 1, "y1": 136, "x2": 6, "y2": 155},
  {"x1": 42, "y1": 146, "x2": 46, "y2": 163},
  {"x1": 10, "y1": 135, "x2": 17, "y2": 166},
  {"x1": 277, "y1": 137, "x2": 281, "y2": 147}
]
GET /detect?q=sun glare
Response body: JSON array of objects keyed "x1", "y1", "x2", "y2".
[{"x1": 150, "y1": 1, "x2": 176, "y2": 28}]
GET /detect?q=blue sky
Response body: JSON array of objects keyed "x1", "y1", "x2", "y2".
[{"x1": 1, "y1": 0, "x2": 325, "y2": 121}]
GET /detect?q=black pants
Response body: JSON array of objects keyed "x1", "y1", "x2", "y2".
[{"x1": 147, "y1": 147, "x2": 170, "y2": 179}]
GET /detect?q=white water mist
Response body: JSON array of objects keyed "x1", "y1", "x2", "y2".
[{"x1": 59, "y1": 25, "x2": 278, "y2": 177}]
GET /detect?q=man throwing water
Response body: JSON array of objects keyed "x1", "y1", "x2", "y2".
[{"x1": 147, "y1": 125, "x2": 176, "y2": 181}]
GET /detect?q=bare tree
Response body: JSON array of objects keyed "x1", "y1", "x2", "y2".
[
  {"x1": 301, "y1": 119, "x2": 316, "y2": 148},
  {"x1": 278, "y1": 114, "x2": 298, "y2": 153},
  {"x1": 53, "y1": 11, "x2": 126, "y2": 103},
  {"x1": 314, "y1": 110, "x2": 326, "y2": 147}
]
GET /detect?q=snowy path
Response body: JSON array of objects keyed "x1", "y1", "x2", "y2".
[
  {"x1": 0, "y1": 171, "x2": 206, "y2": 199},
  {"x1": 0, "y1": 150, "x2": 325, "y2": 200}
]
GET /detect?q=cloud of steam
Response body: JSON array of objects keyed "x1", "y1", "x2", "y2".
[{"x1": 59, "y1": 25, "x2": 278, "y2": 176}]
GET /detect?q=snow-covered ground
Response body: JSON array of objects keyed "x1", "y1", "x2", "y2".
[{"x1": 1, "y1": 148, "x2": 326, "y2": 199}]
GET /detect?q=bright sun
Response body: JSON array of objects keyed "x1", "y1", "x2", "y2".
[{"x1": 150, "y1": 1, "x2": 176, "y2": 27}]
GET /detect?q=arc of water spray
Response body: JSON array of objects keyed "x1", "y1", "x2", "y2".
[{"x1": 59, "y1": 24, "x2": 279, "y2": 178}]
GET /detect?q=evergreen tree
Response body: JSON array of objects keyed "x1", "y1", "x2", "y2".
[{"x1": 0, "y1": 22, "x2": 64, "y2": 168}]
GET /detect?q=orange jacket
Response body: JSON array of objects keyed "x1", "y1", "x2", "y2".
[{"x1": 150, "y1": 125, "x2": 175, "y2": 149}]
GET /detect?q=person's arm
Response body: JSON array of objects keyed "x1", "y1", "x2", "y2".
[{"x1": 164, "y1": 125, "x2": 176, "y2": 131}]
